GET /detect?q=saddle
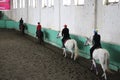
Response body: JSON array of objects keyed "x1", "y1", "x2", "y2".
[
  {"x1": 19, "y1": 24, "x2": 25, "y2": 30},
  {"x1": 63, "y1": 39, "x2": 69, "y2": 44},
  {"x1": 36, "y1": 30, "x2": 43, "y2": 37},
  {"x1": 62, "y1": 37, "x2": 71, "y2": 48}
]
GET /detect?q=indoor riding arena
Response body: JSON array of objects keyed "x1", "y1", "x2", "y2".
[{"x1": 0, "y1": 0, "x2": 120, "y2": 80}]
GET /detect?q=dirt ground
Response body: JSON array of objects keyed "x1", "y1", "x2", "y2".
[{"x1": 0, "y1": 29, "x2": 120, "y2": 80}]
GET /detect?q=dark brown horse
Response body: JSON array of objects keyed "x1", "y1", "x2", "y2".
[
  {"x1": 36, "y1": 30, "x2": 44, "y2": 44},
  {"x1": 19, "y1": 24, "x2": 26, "y2": 35}
]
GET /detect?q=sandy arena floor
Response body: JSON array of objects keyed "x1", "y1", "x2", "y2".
[{"x1": 0, "y1": 29, "x2": 120, "y2": 80}]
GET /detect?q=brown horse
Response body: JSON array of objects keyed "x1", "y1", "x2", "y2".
[
  {"x1": 19, "y1": 24, "x2": 26, "y2": 35},
  {"x1": 36, "y1": 30, "x2": 44, "y2": 44}
]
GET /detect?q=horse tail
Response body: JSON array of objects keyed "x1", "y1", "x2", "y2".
[
  {"x1": 105, "y1": 51, "x2": 112, "y2": 73},
  {"x1": 104, "y1": 51, "x2": 109, "y2": 70},
  {"x1": 73, "y1": 40, "x2": 79, "y2": 60}
]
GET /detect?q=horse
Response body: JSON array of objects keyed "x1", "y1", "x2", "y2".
[
  {"x1": 19, "y1": 24, "x2": 26, "y2": 35},
  {"x1": 57, "y1": 31, "x2": 79, "y2": 60},
  {"x1": 84, "y1": 37, "x2": 111, "y2": 80},
  {"x1": 36, "y1": 30, "x2": 44, "y2": 44}
]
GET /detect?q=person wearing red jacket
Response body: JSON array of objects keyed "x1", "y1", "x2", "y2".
[
  {"x1": 36, "y1": 22, "x2": 42, "y2": 37},
  {"x1": 37, "y1": 22, "x2": 41, "y2": 31},
  {"x1": 36, "y1": 22, "x2": 44, "y2": 44}
]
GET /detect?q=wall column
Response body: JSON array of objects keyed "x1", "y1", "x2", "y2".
[
  {"x1": 58, "y1": 0, "x2": 61, "y2": 31},
  {"x1": 94, "y1": 0, "x2": 97, "y2": 30}
]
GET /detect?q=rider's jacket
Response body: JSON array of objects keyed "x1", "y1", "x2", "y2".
[{"x1": 62, "y1": 27, "x2": 70, "y2": 39}]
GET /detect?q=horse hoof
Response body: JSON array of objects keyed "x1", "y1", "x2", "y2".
[
  {"x1": 90, "y1": 68, "x2": 93, "y2": 71},
  {"x1": 74, "y1": 58, "x2": 76, "y2": 61},
  {"x1": 96, "y1": 72, "x2": 98, "y2": 75}
]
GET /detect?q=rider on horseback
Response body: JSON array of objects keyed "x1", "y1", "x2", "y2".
[
  {"x1": 19, "y1": 18, "x2": 26, "y2": 34},
  {"x1": 36, "y1": 22, "x2": 44, "y2": 44},
  {"x1": 61, "y1": 24, "x2": 71, "y2": 48},
  {"x1": 19, "y1": 18, "x2": 24, "y2": 30},
  {"x1": 90, "y1": 29, "x2": 102, "y2": 59}
]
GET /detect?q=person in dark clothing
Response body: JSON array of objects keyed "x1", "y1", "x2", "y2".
[
  {"x1": 90, "y1": 30, "x2": 102, "y2": 59},
  {"x1": 19, "y1": 18, "x2": 25, "y2": 34},
  {"x1": 19, "y1": 18, "x2": 23, "y2": 27},
  {"x1": 61, "y1": 24, "x2": 71, "y2": 48},
  {"x1": 19, "y1": 18, "x2": 24, "y2": 30}
]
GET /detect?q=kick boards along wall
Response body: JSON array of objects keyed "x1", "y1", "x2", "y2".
[{"x1": 0, "y1": 20, "x2": 120, "y2": 71}]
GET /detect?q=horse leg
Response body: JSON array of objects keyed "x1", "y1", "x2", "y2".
[
  {"x1": 41, "y1": 33, "x2": 44, "y2": 44},
  {"x1": 22, "y1": 29, "x2": 25, "y2": 35},
  {"x1": 92, "y1": 59, "x2": 98, "y2": 75},
  {"x1": 41, "y1": 38, "x2": 44, "y2": 43},
  {"x1": 74, "y1": 55, "x2": 77, "y2": 61},
  {"x1": 38, "y1": 37, "x2": 40, "y2": 44},
  {"x1": 39, "y1": 37, "x2": 42, "y2": 44},
  {"x1": 69, "y1": 50, "x2": 74, "y2": 59},
  {"x1": 100, "y1": 59, "x2": 107, "y2": 80},
  {"x1": 71, "y1": 53, "x2": 73, "y2": 59},
  {"x1": 102, "y1": 71, "x2": 107, "y2": 80},
  {"x1": 101, "y1": 65, "x2": 107, "y2": 80},
  {"x1": 74, "y1": 50, "x2": 78, "y2": 60},
  {"x1": 90, "y1": 60, "x2": 94, "y2": 71},
  {"x1": 63, "y1": 48, "x2": 66, "y2": 57},
  {"x1": 62, "y1": 48, "x2": 65, "y2": 55}
]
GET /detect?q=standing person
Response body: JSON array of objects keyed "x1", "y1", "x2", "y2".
[
  {"x1": 90, "y1": 30, "x2": 102, "y2": 59},
  {"x1": 61, "y1": 24, "x2": 71, "y2": 48}
]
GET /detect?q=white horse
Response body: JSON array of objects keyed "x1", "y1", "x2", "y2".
[
  {"x1": 84, "y1": 37, "x2": 111, "y2": 80},
  {"x1": 57, "y1": 31, "x2": 79, "y2": 60}
]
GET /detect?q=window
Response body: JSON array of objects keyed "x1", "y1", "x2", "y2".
[
  {"x1": 42, "y1": 0, "x2": 54, "y2": 8},
  {"x1": 13, "y1": 0, "x2": 18, "y2": 9},
  {"x1": 108, "y1": 0, "x2": 119, "y2": 2},
  {"x1": 103, "y1": 0, "x2": 119, "y2": 5},
  {"x1": 48, "y1": 0, "x2": 54, "y2": 7},
  {"x1": 42, "y1": 0, "x2": 47, "y2": 7},
  {"x1": 74, "y1": 0, "x2": 84, "y2": 5},
  {"x1": 33, "y1": 0, "x2": 37, "y2": 8},
  {"x1": 28, "y1": 0, "x2": 31, "y2": 6},
  {"x1": 63, "y1": 0, "x2": 71, "y2": 6},
  {"x1": 29, "y1": 0, "x2": 37, "y2": 8},
  {"x1": 20, "y1": 0, "x2": 25, "y2": 8}
]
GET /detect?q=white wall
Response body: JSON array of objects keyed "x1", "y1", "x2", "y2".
[
  {"x1": 41, "y1": 0, "x2": 95, "y2": 37},
  {"x1": 27, "y1": 0, "x2": 41, "y2": 25},
  {"x1": 3, "y1": 0, "x2": 120, "y2": 45},
  {"x1": 60, "y1": 0, "x2": 95, "y2": 37},
  {"x1": 97, "y1": 0, "x2": 120, "y2": 44}
]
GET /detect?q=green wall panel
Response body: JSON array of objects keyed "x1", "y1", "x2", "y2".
[
  {"x1": 26, "y1": 24, "x2": 36, "y2": 37},
  {"x1": 43, "y1": 28, "x2": 62, "y2": 46},
  {"x1": 13, "y1": 21, "x2": 19, "y2": 30},
  {"x1": 6, "y1": 21, "x2": 15, "y2": 29},
  {"x1": 0, "y1": 20, "x2": 5, "y2": 28},
  {"x1": 102, "y1": 42, "x2": 120, "y2": 66}
]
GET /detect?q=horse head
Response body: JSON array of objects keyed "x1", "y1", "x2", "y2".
[
  {"x1": 56, "y1": 31, "x2": 63, "y2": 39},
  {"x1": 84, "y1": 36, "x2": 93, "y2": 46}
]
